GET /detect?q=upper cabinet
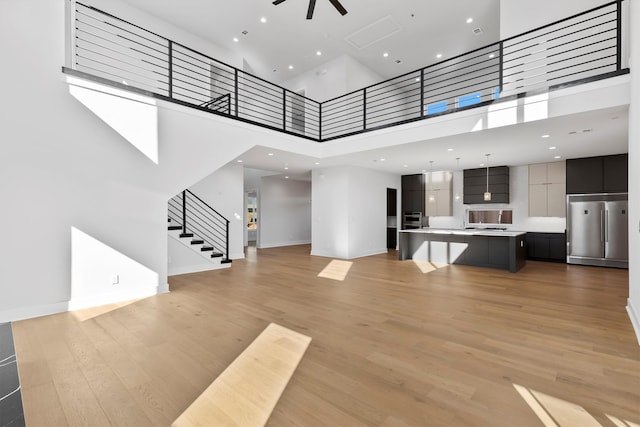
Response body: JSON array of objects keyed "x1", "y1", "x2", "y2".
[
  {"x1": 529, "y1": 161, "x2": 566, "y2": 217},
  {"x1": 463, "y1": 166, "x2": 509, "y2": 204},
  {"x1": 402, "y1": 172, "x2": 453, "y2": 217},
  {"x1": 566, "y1": 154, "x2": 628, "y2": 194},
  {"x1": 425, "y1": 171, "x2": 453, "y2": 217},
  {"x1": 401, "y1": 174, "x2": 425, "y2": 214}
]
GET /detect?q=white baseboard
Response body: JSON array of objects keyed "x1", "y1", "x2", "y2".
[
  {"x1": 0, "y1": 301, "x2": 70, "y2": 324},
  {"x1": 626, "y1": 298, "x2": 640, "y2": 346},
  {"x1": 347, "y1": 247, "x2": 388, "y2": 259},
  {"x1": 230, "y1": 252, "x2": 245, "y2": 260},
  {"x1": 310, "y1": 247, "x2": 387, "y2": 260},
  {"x1": 0, "y1": 284, "x2": 170, "y2": 323},
  {"x1": 68, "y1": 284, "x2": 167, "y2": 311},
  {"x1": 169, "y1": 262, "x2": 231, "y2": 276},
  {"x1": 258, "y1": 240, "x2": 311, "y2": 249}
]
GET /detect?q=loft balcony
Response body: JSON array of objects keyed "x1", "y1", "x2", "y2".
[{"x1": 64, "y1": 1, "x2": 629, "y2": 143}]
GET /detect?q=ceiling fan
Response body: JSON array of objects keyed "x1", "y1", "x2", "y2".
[{"x1": 272, "y1": 0, "x2": 348, "y2": 20}]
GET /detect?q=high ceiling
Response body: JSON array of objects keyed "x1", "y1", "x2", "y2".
[
  {"x1": 118, "y1": 0, "x2": 628, "y2": 178},
  {"x1": 120, "y1": 0, "x2": 501, "y2": 83}
]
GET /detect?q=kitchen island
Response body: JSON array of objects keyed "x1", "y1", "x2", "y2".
[{"x1": 398, "y1": 228, "x2": 527, "y2": 273}]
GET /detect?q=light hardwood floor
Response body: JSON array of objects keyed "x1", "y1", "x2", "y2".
[{"x1": 13, "y1": 245, "x2": 640, "y2": 426}]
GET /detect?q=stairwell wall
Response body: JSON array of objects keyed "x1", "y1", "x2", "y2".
[{"x1": 0, "y1": 0, "x2": 258, "y2": 321}]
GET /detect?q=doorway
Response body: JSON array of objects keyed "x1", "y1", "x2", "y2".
[{"x1": 246, "y1": 191, "x2": 258, "y2": 246}]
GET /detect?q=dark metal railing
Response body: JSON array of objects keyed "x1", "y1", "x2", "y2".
[
  {"x1": 319, "y1": 0, "x2": 626, "y2": 140},
  {"x1": 71, "y1": 1, "x2": 320, "y2": 140},
  {"x1": 69, "y1": 0, "x2": 627, "y2": 143},
  {"x1": 168, "y1": 190, "x2": 230, "y2": 262}
]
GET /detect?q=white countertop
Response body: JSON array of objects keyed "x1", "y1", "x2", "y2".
[{"x1": 399, "y1": 228, "x2": 526, "y2": 237}]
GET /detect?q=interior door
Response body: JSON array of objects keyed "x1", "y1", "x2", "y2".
[
  {"x1": 605, "y1": 200, "x2": 628, "y2": 260},
  {"x1": 568, "y1": 201, "x2": 604, "y2": 258}
]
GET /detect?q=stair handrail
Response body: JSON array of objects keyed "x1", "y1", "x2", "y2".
[{"x1": 169, "y1": 190, "x2": 231, "y2": 262}]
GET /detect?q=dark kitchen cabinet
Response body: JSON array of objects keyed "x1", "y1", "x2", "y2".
[
  {"x1": 566, "y1": 154, "x2": 627, "y2": 194},
  {"x1": 603, "y1": 154, "x2": 628, "y2": 193},
  {"x1": 387, "y1": 188, "x2": 397, "y2": 216},
  {"x1": 387, "y1": 228, "x2": 397, "y2": 249},
  {"x1": 464, "y1": 236, "x2": 489, "y2": 265},
  {"x1": 401, "y1": 174, "x2": 424, "y2": 214},
  {"x1": 463, "y1": 166, "x2": 509, "y2": 204},
  {"x1": 525, "y1": 232, "x2": 566, "y2": 262}
]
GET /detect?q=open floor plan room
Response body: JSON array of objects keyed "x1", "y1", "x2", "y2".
[{"x1": 12, "y1": 245, "x2": 639, "y2": 426}]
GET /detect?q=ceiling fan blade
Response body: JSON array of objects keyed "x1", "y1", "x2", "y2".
[
  {"x1": 272, "y1": 0, "x2": 286, "y2": 5},
  {"x1": 306, "y1": 0, "x2": 317, "y2": 19},
  {"x1": 328, "y1": 0, "x2": 348, "y2": 15}
]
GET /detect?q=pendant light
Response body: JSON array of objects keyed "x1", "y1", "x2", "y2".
[
  {"x1": 454, "y1": 157, "x2": 461, "y2": 201},
  {"x1": 428, "y1": 161, "x2": 435, "y2": 202},
  {"x1": 483, "y1": 154, "x2": 492, "y2": 201}
]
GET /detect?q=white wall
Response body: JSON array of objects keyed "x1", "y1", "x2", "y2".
[
  {"x1": 86, "y1": 0, "x2": 243, "y2": 69},
  {"x1": 311, "y1": 166, "x2": 401, "y2": 259},
  {"x1": 500, "y1": 0, "x2": 612, "y2": 39},
  {"x1": 0, "y1": 0, "x2": 258, "y2": 322},
  {"x1": 284, "y1": 55, "x2": 382, "y2": 103},
  {"x1": 627, "y1": 0, "x2": 640, "y2": 344},
  {"x1": 259, "y1": 176, "x2": 312, "y2": 248}
]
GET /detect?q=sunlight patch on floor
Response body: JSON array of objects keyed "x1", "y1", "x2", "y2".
[
  {"x1": 514, "y1": 383, "x2": 637, "y2": 427},
  {"x1": 71, "y1": 297, "x2": 144, "y2": 322},
  {"x1": 412, "y1": 260, "x2": 448, "y2": 274},
  {"x1": 318, "y1": 260, "x2": 353, "y2": 281},
  {"x1": 172, "y1": 323, "x2": 311, "y2": 427}
]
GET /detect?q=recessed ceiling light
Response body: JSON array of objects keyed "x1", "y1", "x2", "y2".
[
  {"x1": 268, "y1": 153, "x2": 274, "y2": 156},
  {"x1": 415, "y1": 77, "x2": 420, "y2": 82},
  {"x1": 403, "y1": 164, "x2": 409, "y2": 168},
  {"x1": 380, "y1": 158, "x2": 386, "y2": 162},
  {"x1": 260, "y1": 17, "x2": 267, "y2": 23},
  {"x1": 549, "y1": 146, "x2": 557, "y2": 150},
  {"x1": 288, "y1": 65, "x2": 294, "y2": 70},
  {"x1": 554, "y1": 156, "x2": 561, "y2": 159},
  {"x1": 447, "y1": 148, "x2": 454, "y2": 152},
  {"x1": 315, "y1": 162, "x2": 320, "y2": 165},
  {"x1": 383, "y1": 52, "x2": 389, "y2": 57},
  {"x1": 316, "y1": 51, "x2": 322, "y2": 56},
  {"x1": 489, "y1": 53, "x2": 495, "y2": 58},
  {"x1": 233, "y1": 37, "x2": 239, "y2": 42},
  {"x1": 436, "y1": 53, "x2": 443, "y2": 59},
  {"x1": 237, "y1": 159, "x2": 243, "y2": 163},
  {"x1": 285, "y1": 176, "x2": 289, "y2": 179},
  {"x1": 541, "y1": 134, "x2": 551, "y2": 138},
  {"x1": 479, "y1": 163, "x2": 485, "y2": 167},
  {"x1": 422, "y1": 169, "x2": 426, "y2": 173},
  {"x1": 466, "y1": 18, "x2": 473, "y2": 24}
]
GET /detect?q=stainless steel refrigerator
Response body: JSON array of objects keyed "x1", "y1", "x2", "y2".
[{"x1": 567, "y1": 193, "x2": 628, "y2": 268}]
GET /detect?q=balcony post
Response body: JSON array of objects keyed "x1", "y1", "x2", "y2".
[
  {"x1": 182, "y1": 190, "x2": 187, "y2": 235},
  {"x1": 363, "y1": 88, "x2": 367, "y2": 130},
  {"x1": 168, "y1": 40, "x2": 173, "y2": 98}
]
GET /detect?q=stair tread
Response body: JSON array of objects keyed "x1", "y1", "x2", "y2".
[
  {"x1": 201, "y1": 247, "x2": 214, "y2": 252},
  {"x1": 168, "y1": 225, "x2": 182, "y2": 230},
  {"x1": 221, "y1": 259, "x2": 232, "y2": 264},
  {"x1": 191, "y1": 240, "x2": 204, "y2": 245},
  {"x1": 210, "y1": 252, "x2": 223, "y2": 258},
  {"x1": 180, "y1": 233, "x2": 194, "y2": 238}
]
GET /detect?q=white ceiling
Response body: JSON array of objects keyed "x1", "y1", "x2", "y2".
[
  {"x1": 235, "y1": 105, "x2": 629, "y2": 178},
  {"x1": 119, "y1": 0, "x2": 628, "y2": 179},
  {"x1": 121, "y1": 0, "x2": 500, "y2": 82}
]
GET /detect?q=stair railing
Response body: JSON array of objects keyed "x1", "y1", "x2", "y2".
[{"x1": 168, "y1": 190, "x2": 231, "y2": 262}]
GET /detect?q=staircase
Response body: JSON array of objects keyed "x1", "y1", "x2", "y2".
[{"x1": 168, "y1": 190, "x2": 232, "y2": 269}]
